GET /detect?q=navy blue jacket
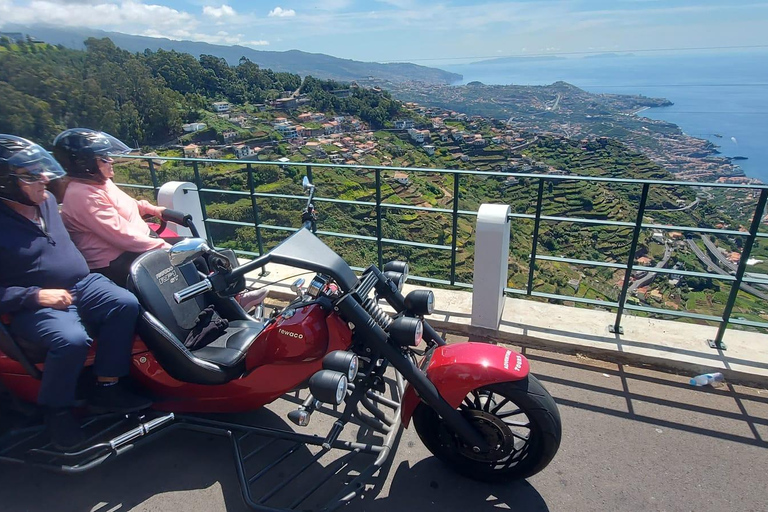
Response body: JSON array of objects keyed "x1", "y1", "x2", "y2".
[{"x1": 0, "y1": 193, "x2": 90, "y2": 314}]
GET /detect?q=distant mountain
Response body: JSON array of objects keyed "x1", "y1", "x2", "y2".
[
  {"x1": 6, "y1": 24, "x2": 462, "y2": 85},
  {"x1": 470, "y1": 55, "x2": 565, "y2": 65},
  {"x1": 583, "y1": 53, "x2": 636, "y2": 59}
]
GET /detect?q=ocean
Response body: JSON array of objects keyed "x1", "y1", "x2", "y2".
[{"x1": 443, "y1": 52, "x2": 768, "y2": 183}]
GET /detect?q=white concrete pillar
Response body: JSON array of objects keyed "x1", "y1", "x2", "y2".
[
  {"x1": 471, "y1": 203, "x2": 511, "y2": 330},
  {"x1": 157, "y1": 181, "x2": 208, "y2": 240}
]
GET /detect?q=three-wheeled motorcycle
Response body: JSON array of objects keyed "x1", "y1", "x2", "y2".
[{"x1": 0, "y1": 177, "x2": 562, "y2": 511}]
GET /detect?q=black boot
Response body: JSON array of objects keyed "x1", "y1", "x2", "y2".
[
  {"x1": 45, "y1": 408, "x2": 86, "y2": 451},
  {"x1": 89, "y1": 381, "x2": 152, "y2": 413}
]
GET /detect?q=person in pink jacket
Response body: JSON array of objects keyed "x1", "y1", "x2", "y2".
[
  {"x1": 53, "y1": 128, "x2": 267, "y2": 310},
  {"x1": 54, "y1": 129, "x2": 170, "y2": 286}
]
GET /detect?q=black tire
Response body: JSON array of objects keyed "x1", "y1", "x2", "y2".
[{"x1": 412, "y1": 374, "x2": 561, "y2": 482}]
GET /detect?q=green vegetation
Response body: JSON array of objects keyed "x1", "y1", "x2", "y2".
[{"x1": 0, "y1": 38, "x2": 405, "y2": 146}]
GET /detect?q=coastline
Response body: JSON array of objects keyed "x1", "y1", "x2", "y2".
[{"x1": 636, "y1": 106, "x2": 765, "y2": 185}]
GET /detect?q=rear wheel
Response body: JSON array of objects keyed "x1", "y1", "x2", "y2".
[{"x1": 412, "y1": 374, "x2": 561, "y2": 482}]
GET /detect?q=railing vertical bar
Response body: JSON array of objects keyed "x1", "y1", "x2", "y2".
[
  {"x1": 527, "y1": 178, "x2": 546, "y2": 295},
  {"x1": 450, "y1": 173, "x2": 460, "y2": 285},
  {"x1": 192, "y1": 160, "x2": 213, "y2": 246},
  {"x1": 612, "y1": 183, "x2": 650, "y2": 334},
  {"x1": 306, "y1": 165, "x2": 313, "y2": 183},
  {"x1": 147, "y1": 159, "x2": 159, "y2": 195},
  {"x1": 712, "y1": 188, "x2": 768, "y2": 349},
  {"x1": 247, "y1": 163, "x2": 266, "y2": 256},
  {"x1": 375, "y1": 168, "x2": 383, "y2": 269}
]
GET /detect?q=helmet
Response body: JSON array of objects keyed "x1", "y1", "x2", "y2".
[
  {"x1": 0, "y1": 134, "x2": 65, "y2": 205},
  {"x1": 52, "y1": 128, "x2": 131, "y2": 183}
]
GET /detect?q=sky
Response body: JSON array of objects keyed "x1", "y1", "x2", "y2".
[{"x1": 1, "y1": 0, "x2": 768, "y2": 64}]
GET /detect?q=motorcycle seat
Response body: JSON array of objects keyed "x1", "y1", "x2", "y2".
[{"x1": 128, "y1": 248, "x2": 266, "y2": 385}]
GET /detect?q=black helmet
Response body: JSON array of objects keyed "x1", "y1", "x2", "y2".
[
  {"x1": 0, "y1": 134, "x2": 65, "y2": 205},
  {"x1": 52, "y1": 128, "x2": 131, "y2": 183}
]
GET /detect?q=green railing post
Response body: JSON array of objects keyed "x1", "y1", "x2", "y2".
[
  {"x1": 450, "y1": 172, "x2": 460, "y2": 285},
  {"x1": 611, "y1": 182, "x2": 650, "y2": 334},
  {"x1": 527, "y1": 178, "x2": 546, "y2": 295},
  {"x1": 375, "y1": 168, "x2": 383, "y2": 269},
  {"x1": 192, "y1": 160, "x2": 213, "y2": 246},
  {"x1": 710, "y1": 188, "x2": 768, "y2": 350},
  {"x1": 147, "y1": 159, "x2": 159, "y2": 196},
  {"x1": 246, "y1": 164, "x2": 268, "y2": 277}
]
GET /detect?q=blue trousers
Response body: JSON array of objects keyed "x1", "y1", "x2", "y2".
[{"x1": 10, "y1": 274, "x2": 140, "y2": 408}]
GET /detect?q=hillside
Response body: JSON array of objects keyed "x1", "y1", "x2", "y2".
[
  {"x1": 5, "y1": 25, "x2": 461, "y2": 85},
  {"x1": 2, "y1": 39, "x2": 763, "y2": 328}
]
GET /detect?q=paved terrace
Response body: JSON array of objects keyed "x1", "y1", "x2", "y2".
[{"x1": 1, "y1": 336, "x2": 766, "y2": 512}]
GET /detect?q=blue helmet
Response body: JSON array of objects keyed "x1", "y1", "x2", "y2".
[
  {"x1": 0, "y1": 134, "x2": 65, "y2": 205},
  {"x1": 52, "y1": 128, "x2": 131, "y2": 183}
]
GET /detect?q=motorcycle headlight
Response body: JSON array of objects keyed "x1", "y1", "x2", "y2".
[
  {"x1": 383, "y1": 260, "x2": 409, "y2": 279},
  {"x1": 389, "y1": 316, "x2": 423, "y2": 346},
  {"x1": 404, "y1": 289, "x2": 435, "y2": 316},
  {"x1": 335, "y1": 377, "x2": 348, "y2": 404},
  {"x1": 383, "y1": 271, "x2": 406, "y2": 291},
  {"x1": 323, "y1": 351, "x2": 359, "y2": 381}
]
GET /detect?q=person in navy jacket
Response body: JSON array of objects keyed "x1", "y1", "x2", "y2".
[{"x1": 0, "y1": 134, "x2": 151, "y2": 450}]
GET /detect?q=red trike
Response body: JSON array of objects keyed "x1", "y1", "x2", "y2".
[{"x1": 0, "y1": 178, "x2": 561, "y2": 511}]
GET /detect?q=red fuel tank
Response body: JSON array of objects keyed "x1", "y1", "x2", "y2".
[{"x1": 245, "y1": 303, "x2": 332, "y2": 370}]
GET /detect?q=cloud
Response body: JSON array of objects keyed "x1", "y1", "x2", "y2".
[
  {"x1": 268, "y1": 6, "x2": 295, "y2": 18},
  {"x1": 0, "y1": 1, "x2": 197, "y2": 31},
  {"x1": 203, "y1": 4, "x2": 235, "y2": 19}
]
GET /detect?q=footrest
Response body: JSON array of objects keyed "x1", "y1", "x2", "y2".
[{"x1": 0, "y1": 412, "x2": 175, "y2": 472}]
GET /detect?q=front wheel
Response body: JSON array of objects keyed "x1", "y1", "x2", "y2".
[{"x1": 412, "y1": 374, "x2": 561, "y2": 482}]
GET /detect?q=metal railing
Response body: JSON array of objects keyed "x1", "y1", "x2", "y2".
[{"x1": 118, "y1": 154, "x2": 768, "y2": 349}]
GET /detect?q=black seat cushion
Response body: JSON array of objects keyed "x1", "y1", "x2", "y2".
[{"x1": 129, "y1": 249, "x2": 264, "y2": 385}]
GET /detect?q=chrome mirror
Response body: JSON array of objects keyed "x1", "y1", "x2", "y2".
[
  {"x1": 169, "y1": 238, "x2": 210, "y2": 266},
  {"x1": 290, "y1": 278, "x2": 306, "y2": 294},
  {"x1": 302, "y1": 176, "x2": 313, "y2": 190}
]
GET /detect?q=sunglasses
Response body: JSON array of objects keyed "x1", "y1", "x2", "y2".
[
  {"x1": 98, "y1": 156, "x2": 115, "y2": 164},
  {"x1": 12, "y1": 173, "x2": 49, "y2": 184}
]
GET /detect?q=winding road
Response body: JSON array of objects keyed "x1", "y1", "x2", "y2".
[
  {"x1": 686, "y1": 239, "x2": 768, "y2": 301},
  {"x1": 629, "y1": 243, "x2": 673, "y2": 293}
]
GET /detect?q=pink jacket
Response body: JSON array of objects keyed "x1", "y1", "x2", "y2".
[{"x1": 61, "y1": 179, "x2": 170, "y2": 269}]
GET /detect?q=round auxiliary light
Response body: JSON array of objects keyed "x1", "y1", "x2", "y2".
[
  {"x1": 383, "y1": 271, "x2": 405, "y2": 291},
  {"x1": 404, "y1": 289, "x2": 435, "y2": 316},
  {"x1": 323, "y1": 350, "x2": 360, "y2": 381},
  {"x1": 389, "y1": 316, "x2": 423, "y2": 347},
  {"x1": 308, "y1": 370, "x2": 348, "y2": 405},
  {"x1": 383, "y1": 260, "x2": 409, "y2": 279}
]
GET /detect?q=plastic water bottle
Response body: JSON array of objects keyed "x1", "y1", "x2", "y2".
[{"x1": 689, "y1": 372, "x2": 724, "y2": 387}]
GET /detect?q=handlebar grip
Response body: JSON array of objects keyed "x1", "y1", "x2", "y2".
[
  {"x1": 162, "y1": 209, "x2": 191, "y2": 226},
  {"x1": 173, "y1": 279, "x2": 212, "y2": 304}
]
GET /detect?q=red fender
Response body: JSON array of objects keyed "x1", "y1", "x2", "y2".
[{"x1": 400, "y1": 342, "x2": 530, "y2": 427}]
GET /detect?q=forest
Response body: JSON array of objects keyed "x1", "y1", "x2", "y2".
[{"x1": 0, "y1": 38, "x2": 404, "y2": 146}]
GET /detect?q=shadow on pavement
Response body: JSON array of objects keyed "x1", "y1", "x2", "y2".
[
  {"x1": 523, "y1": 348, "x2": 768, "y2": 449},
  {"x1": 358, "y1": 457, "x2": 549, "y2": 512}
]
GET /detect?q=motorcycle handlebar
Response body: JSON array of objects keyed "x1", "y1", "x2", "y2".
[
  {"x1": 162, "y1": 209, "x2": 200, "y2": 238},
  {"x1": 161, "y1": 209, "x2": 190, "y2": 226},
  {"x1": 173, "y1": 279, "x2": 213, "y2": 304}
]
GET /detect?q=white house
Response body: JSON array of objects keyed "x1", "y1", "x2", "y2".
[
  {"x1": 395, "y1": 119, "x2": 415, "y2": 130},
  {"x1": 232, "y1": 144, "x2": 255, "y2": 159},
  {"x1": 222, "y1": 130, "x2": 238, "y2": 142},
  {"x1": 212, "y1": 101, "x2": 230, "y2": 113},
  {"x1": 183, "y1": 144, "x2": 200, "y2": 158},
  {"x1": 423, "y1": 145, "x2": 435, "y2": 156},
  {"x1": 276, "y1": 124, "x2": 298, "y2": 139},
  {"x1": 393, "y1": 172, "x2": 410, "y2": 186},
  {"x1": 408, "y1": 128, "x2": 425, "y2": 143}
]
